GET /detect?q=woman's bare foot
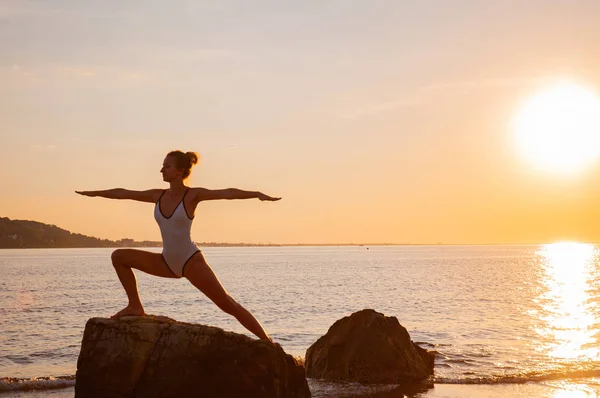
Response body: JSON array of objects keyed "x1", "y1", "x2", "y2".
[
  {"x1": 261, "y1": 335, "x2": 275, "y2": 345},
  {"x1": 111, "y1": 305, "x2": 145, "y2": 318}
]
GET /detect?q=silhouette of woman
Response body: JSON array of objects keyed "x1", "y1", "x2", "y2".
[{"x1": 76, "y1": 150, "x2": 279, "y2": 341}]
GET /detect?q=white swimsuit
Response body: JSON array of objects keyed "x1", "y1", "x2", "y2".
[{"x1": 154, "y1": 189, "x2": 200, "y2": 278}]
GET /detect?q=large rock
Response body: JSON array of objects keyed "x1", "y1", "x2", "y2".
[
  {"x1": 75, "y1": 316, "x2": 310, "y2": 398},
  {"x1": 305, "y1": 309, "x2": 434, "y2": 384}
]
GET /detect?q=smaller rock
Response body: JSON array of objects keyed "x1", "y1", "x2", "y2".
[{"x1": 305, "y1": 309, "x2": 435, "y2": 384}]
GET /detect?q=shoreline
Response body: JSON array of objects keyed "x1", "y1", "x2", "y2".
[
  {"x1": 1, "y1": 219, "x2": 576, "y2": 249},
  {"x1": 0, "y1": 242, "x2": 561, "y2": 250},
  {"x1": 2, "y1": 380, "x2": 598, "y2": 398}
]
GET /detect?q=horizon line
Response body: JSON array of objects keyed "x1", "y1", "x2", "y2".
[{"x1": 2, "y1": 216, "x2": 596, "y2": 248}]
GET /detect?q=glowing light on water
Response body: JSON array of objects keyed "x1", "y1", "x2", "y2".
[
  {"x1": 549, "y1": 379, "x2": 599, "y2": 398},
  {"x1": 535, "y1": 242, "x2": 599, "y2": 360}
]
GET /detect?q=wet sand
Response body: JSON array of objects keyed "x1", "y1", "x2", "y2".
[{"x1": 3, "y1": 381, "x2": 598, "y2": 398}]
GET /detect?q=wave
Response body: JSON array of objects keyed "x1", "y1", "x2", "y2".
[
  {"x1": 3, "y1": 369, "x2": 600, "y2": 391},
  {"x1": 435, "y1": 369, "x2": 600, "y2": 384},
  {"x1": 414, "y1": 341, "x2": 452, "y2": 348},
  {"x1": 0, "y1": 375, "x2": 75, "y2": 392}
]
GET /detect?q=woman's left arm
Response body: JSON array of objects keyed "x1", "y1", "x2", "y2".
[{"x1": 193, "y1": 187, "x2": 281, "y2": 202}]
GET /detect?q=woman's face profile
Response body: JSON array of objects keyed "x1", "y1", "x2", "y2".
[{"x1": 160, "y1": 156, "x2": 182, "y2": 182}]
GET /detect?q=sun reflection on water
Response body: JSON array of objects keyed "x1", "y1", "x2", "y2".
[
  {"x1": 535, "y1": 242, "x2": 599, "y2": 361},
  {"x1": 549, "y1": 380, "x2": 599, "y2": 397}
]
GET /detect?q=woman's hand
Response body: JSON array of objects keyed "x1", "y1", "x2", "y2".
[
  {"x1": 75, "y1": 191, "x2": 96, "y2": 197},
  {"x1": 257, "y1": 192, "x2": 281, "y2": 201}
]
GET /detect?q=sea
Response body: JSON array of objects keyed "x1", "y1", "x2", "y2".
[{"x1": 1, "y1": 244, "x2": 600, "y2": 397}]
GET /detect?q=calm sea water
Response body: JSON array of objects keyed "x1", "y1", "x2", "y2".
[{"x1": 1, "y1": 244, "x2": 600, "y2": 396}]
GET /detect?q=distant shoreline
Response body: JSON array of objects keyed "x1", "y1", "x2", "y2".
[
  {"x1": 0, "y1": 243, "x2": 433, "y2": 249},
  {"x1": 2, "y1": 216, "x2": 435, "y2": 249},
  {"x1": 0, "y1": 242, "x2": 558, "y2": 249},
  {"x1": 0, "y1": 216, "x2": 574, "y2": 249}
]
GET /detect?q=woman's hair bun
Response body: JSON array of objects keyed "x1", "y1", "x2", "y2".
[{"x1": 186, "y1": 151, "x2": 199, "y2": 166}]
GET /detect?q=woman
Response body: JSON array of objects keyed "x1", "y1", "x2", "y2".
[{"x1": 76, "y1": 150, "x2": 280, "y2": 342}]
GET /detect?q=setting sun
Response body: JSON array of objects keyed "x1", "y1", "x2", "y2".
[{"x1": 513, "y1": 81, "x2": 600, "y2": 175}]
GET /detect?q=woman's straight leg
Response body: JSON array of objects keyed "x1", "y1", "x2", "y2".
[{"x1": 184, "y1": 252, "x2": 272, "y2": 342}]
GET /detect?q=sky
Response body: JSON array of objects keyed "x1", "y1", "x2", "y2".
[{"x1": 2, "y1": 0, "x2": 600, "y2": 245}]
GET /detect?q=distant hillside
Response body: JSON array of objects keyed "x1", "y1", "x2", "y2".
[
  {"x1": 0, "y1": 217, "x2": 281, "y2": 249},
  {"x1": 0, "y1": 217, "x2": 161, "y2": 249}
]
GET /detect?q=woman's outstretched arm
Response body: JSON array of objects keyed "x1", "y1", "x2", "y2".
[
  {"x1": 194, "y1": 188, "x2": 281, "y2": 202},
  {"x1": 76, "y1": 189, "x2": 163, "y2": 203}
]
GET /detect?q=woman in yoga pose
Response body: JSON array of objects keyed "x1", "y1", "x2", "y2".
[{"x1": 76, "y1": 150, "x2": 279, "y2": 341}]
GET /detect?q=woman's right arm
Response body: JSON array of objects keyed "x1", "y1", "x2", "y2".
[{"x1": 75, "y1": 189, "x2": 163, "y2": 203}]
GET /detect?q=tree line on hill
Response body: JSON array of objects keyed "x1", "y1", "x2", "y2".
[{"x1": 0, "y1": 217, "x2": 161, "y2": 249}]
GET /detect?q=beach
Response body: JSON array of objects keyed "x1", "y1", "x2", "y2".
[{"x1": 3, "y1": 380, "x2": 600, "y2": 397}]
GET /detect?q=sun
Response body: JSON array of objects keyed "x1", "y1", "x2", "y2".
[{"x1": 513, "y1": 80, "x2": 600, "y2": 175}]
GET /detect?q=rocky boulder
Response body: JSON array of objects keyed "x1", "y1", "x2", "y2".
[
  {"x1": 75, "y1": 316, "x2": 310, "y2": 398},
  {"x1": 305, "y1": 309, "x2": 434, "y2": 384}
]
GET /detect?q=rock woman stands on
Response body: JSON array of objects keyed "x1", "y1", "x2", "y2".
[{"x1": 76, "y1": 150, "x2": 280, "y2": 342}]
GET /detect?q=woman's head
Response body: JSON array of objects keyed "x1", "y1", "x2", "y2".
[{"x1": 162, "y1": 150, "x2": 199, "y2": 181}]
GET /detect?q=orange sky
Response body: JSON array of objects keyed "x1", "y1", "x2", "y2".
[{"x1": 2, "y1": 2, "x2": 600, "y2": 244}]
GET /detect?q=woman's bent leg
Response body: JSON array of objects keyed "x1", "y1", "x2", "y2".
[
  {"x1": 110, "y1": 248, "x2": 179, "y2": 318},
  {"x1": 184, "y1": 253, "x2": 272, "y2": 341}
]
